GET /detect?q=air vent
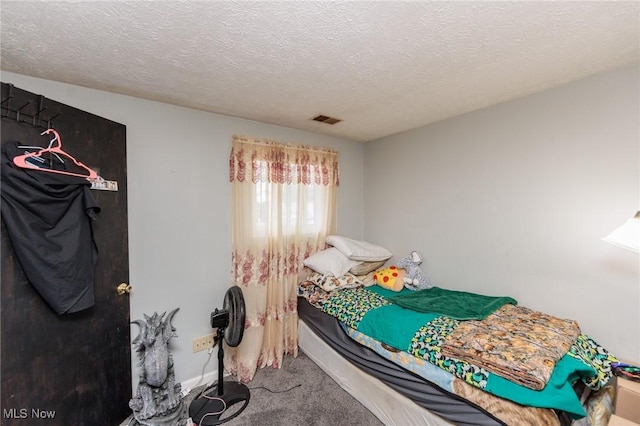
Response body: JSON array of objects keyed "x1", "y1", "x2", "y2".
[{"x1": 310, "y1": 114, "x2": 342, "y2": 125}]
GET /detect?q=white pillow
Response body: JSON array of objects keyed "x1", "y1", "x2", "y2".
[
  {"x1": 349, "y1": 259, "x2": 387, "y2": 276},
  {"x1": 303, "y1": 247, "x2": 362, "y2": 277},
  {"x1": 326, "y1": 235, "x2": 392, "y2": 262}
]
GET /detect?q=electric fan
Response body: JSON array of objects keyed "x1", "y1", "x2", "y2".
[{"x1": 189, "y1": 286, "x2": 250, "y2": 425}]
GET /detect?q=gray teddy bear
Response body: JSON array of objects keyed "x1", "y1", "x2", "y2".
[{"x1": 397, "y1": 251, "x2": 431, "y2": 291}]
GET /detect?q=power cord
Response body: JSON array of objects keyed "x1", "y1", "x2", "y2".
[
  {"x1": 249, "y1": 383, "x2": 302, "y2": 393},
  {"x1": 195, "y1": 395, "x2": 227, "y2": 426},
  {"x1": 189, "y1": 384, "x2": 302, "y2": 426},
  {"x1": 183, "y1": 343, "x2": 216, "y2": 397},
  {"x1": 194, "y1": 344, "x2": 216, "y2": 389}
]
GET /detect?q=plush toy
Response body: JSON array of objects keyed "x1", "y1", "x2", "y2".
[
  {"x1": 396, "y1": 251, "x2": 431, "y2": 291},
  {"x1": 373, "y1": 266, "x2": 405, "y2": 292}
]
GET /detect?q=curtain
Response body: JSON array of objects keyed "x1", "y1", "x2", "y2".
[{"x1": 226, "y1": 135, "x2": 339, "y2": 382}]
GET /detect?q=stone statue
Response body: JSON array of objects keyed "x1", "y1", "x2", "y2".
[{"x1": 129, "y1": 308, "x2": 187, "y2": 426}]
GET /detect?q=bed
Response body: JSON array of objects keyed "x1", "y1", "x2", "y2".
[
  {"x1": 296, "y1": 273, "x2": 617, "y2": 426},
  {"x1": 298, "y1": 295, "x2": 496, "y2": 425}
]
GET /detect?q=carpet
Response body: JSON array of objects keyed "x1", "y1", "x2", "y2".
[{"x1": 120, "y1": 351, "x2": 383, "y2": 426}]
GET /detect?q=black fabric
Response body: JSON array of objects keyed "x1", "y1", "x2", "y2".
[
  {"x1": 297, "y1": 296, "x2": 504, "y2": 426},
  {"x1": 1, "y1": 140, "x2": 100, "y2": 314}
]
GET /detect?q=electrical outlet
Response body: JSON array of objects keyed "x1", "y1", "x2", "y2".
[{"x1": 192, "y1": 333, "x2": 215, "y2": 353}]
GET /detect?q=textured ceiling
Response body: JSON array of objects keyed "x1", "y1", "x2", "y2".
[{"x1": 1, "y1": 1, "x2": 638, "y2": 142}]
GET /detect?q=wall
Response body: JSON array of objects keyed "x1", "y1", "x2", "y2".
[
  {"x1": 364, "y1": 64, "x2": 639, "y2": 361},
  {"x1": 0, "y1": 71, "x2": 365, "y2": 391},
  {"x1": 3, "y1": 63, "x2": 638, "y2": 392}
]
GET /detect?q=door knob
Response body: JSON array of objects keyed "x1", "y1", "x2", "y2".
[{"x1": 117, "y1": 283, "x2": 132, "y2": 295}]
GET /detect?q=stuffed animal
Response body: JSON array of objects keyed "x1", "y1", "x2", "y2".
[
  {"x1": 396, "y1": 251, "x2": 431, "y2": 291},
  {"x1": 373, "y1": 266, "x2": 405, "y2": 292}
]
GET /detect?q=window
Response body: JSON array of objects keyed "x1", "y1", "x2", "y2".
[{"x1": 253, "y1": 166, "x2": 328, "y2": 237}]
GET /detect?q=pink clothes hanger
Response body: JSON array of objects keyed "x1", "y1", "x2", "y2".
[{"x1": 13, "y1": 128, "x2": 98, "y2": 180}]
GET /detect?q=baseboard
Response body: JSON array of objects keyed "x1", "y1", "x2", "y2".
[
  {"x1": 181, "y1": 370, "x2": 217, "y2": 394},
  {"x1": 181, "y1": 367, "x2": 231, "y2": 396}
]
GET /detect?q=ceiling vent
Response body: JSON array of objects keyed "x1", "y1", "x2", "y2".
[{"x1": 310, "y1": 114, "x2": 342, "y2": 125}]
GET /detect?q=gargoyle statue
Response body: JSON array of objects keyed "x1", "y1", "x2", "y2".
[{"x1": 129, "y1": 308, "x2": 187, "y2": 426}]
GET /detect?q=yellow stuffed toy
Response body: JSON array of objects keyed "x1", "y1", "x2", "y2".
[{"x1": 373, "y1": 266, "x2": 406, "y2": 292}]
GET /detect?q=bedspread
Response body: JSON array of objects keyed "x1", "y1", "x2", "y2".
[
  {"x1": 310, "y1": 285, "x2": 617, "y2": 419},
  {"x1": 344, "y1": 324, "x2": 561, "y2": 426},
  {"x1": 441, "y1": 304, "x2": 581, "y2": 390},
  {"x1": 388, "y1": 286, "x2": 517, "y2": 319}
]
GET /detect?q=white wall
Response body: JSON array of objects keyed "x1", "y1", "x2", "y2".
[
  {"x1": 0, "y1": 71, "x2": 365, "y2": 390},
  {"x1": 364, "y1": 64, "x2": 640, "y2": 361},
  {"x1": 4, "y1": 62, "x2": 638, "y2": 391}
]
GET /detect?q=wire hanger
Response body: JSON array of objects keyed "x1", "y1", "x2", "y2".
[{"x1": 13, "y1": 129, "x2": 98, "y2": 180}]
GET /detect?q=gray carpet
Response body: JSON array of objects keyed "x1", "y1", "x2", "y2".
[{"x1": 121, "y1": 351, "x2": 383, "y2": 426}]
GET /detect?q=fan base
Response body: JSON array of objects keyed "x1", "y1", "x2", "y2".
[{"x1": 188, "y1": 381, "x2": 250, "y2": 426}]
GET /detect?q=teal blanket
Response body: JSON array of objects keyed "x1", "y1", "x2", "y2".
[
  {"x1": 320, "y1": 286, "x2": 617, "y2": 419},
  {"x1": 388, "y1": 286, "x2": 517, "y2": 319}
]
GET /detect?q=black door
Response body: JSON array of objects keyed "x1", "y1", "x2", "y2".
[{"x1": 1, "y1": 83, "x2": 131, "y2": 425}]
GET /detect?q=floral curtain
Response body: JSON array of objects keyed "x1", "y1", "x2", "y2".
[{"x1": 226, "y1": 135, "x2": 339, "y2": 382}]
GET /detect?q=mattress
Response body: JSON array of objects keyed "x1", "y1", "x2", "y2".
[
  {"x1": 298, "y1": 319, "x2": 452, "y2": 426},
  {"x1": 297, "y1": 296, "x2": 504, "y2": 426}
]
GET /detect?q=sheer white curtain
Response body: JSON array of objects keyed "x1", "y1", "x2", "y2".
[{"x1": 227, "y1": 135, "x2": 339, "y2": 382}]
